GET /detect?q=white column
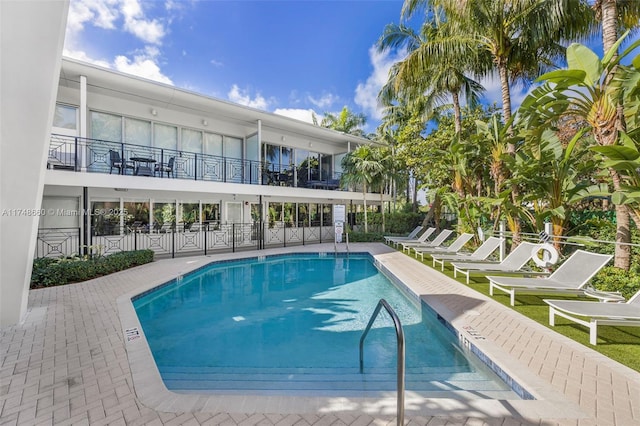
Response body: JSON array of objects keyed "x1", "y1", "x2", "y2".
[
  {"x1": 0, "y1": 0, "x2": 70, "y2": 326},
  {"x1": 80, "y1": 75, "x2": 88, "y2": 170}
]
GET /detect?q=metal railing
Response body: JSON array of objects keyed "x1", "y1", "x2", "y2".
[
  {"x1": 35, "y1": 221, "x2": 337, "y2": 259},
  {"x1": 359, "y1": 299, "x2": 405, "y2": 426},
  {"x1": 47, "y1": 134, "x2": 347, "y2": 190}
]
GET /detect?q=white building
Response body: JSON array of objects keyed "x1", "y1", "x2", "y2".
[{"x1": 1, "y1": 1, "x2": 386, "y2": 327}]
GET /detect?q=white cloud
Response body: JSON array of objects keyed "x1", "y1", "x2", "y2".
[
  {"x1": 121, "y1": 0, "x2": 165, "y2": 45},
  {"x1": 273, "y1": 108, "x2": 319, "y2": 124},
  {"x1": 307, "y1": 93, "x2": 339, "y2": 110},
  {"x1": 228, "y1": 85, "x2": 270, "y2": 110},
  {"x1": 354, "y1": 46, "x2": 404, "y2": 121},
  {"x1": 113, "y1": 53, "x2": 173, "y2": 85}
]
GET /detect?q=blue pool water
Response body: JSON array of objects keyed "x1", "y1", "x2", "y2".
[{"x1": 133, "y1": 253, "x2": 519, "y2": 397}]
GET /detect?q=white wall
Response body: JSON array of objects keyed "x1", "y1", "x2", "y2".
[{"x1": 0, "y1": 1, "x2": 69, "y2": 326}]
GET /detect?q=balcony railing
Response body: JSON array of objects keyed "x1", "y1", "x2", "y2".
[{"x1": 47, "y1": 134, "x2": 346, "y2": 190}]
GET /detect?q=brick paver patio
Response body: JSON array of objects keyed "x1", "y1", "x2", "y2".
[{"x1": 2, "y1": 243, "x2": 639, "y2": 425}]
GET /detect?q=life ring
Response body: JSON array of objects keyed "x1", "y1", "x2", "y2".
[{"x1": 532, "y1": 243, "x2": 559, "y2": 268}]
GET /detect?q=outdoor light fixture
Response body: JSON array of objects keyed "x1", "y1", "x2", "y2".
[
  {"x1": 150, "y1": 108, "x2": 157, "y2": 116},
  {"x1": 202, "y1": 119, "x2": 208, "y2": 126}
]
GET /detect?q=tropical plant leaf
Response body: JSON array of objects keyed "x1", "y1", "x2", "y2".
[{"x1": 566, "y1": 43, "x2": 602, "y2": 86}]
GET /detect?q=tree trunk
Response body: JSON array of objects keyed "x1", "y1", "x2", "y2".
[
  {"x1": 452, "y1": 91, "x2": 462, "y2": 134},
  {"x1": 498, "y1": 64, "x2": 513, "y2": 137},
  {"x1": 363, "y1": 184, "x2": 368, "y2": 234},
  {"x1": 600, "y1": 0, "x2": 631, "y2": 270},
  {"x1": 498, "y1": 62, "x2": 522, "y2": 246}
]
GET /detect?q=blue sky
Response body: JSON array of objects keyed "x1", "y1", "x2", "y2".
[
  {"x1": 64, "y1": 0, "x2": 414, "y2": 132},
  {"x1": 63, "y1": 0, "x2": 637, "y2": 134}
]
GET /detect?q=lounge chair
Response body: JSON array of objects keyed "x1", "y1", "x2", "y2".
[
  {"x1": 431, "y1": 237, "x2": 504, "y2": 270},
  {"x1": 487, "y1": 250, "x2": 613, "y2": 306},
  {"x1": 400, "y1": 229, "x2": 453, "y2": 253},
  {"x1": 384, "y1": 226, "x2": 423, "y2": 245},
  {"x1": 391, "y1": 227, "x2": 435, "y2": 248},
  {"x1": 451, "y1": 241, "x2": 545, "y2": 284},
  {"x1": 545, "y1": 289, "x2": 640, "y2": 345},
  {"x1": 412, "y1": 233, "x2": 475, "y2": 261}
]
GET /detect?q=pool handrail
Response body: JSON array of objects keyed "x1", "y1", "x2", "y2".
[{"x1": 359, "y1": 298, "x2": 405, "y2": 426}]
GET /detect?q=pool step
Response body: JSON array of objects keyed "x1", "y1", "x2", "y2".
[{"x1": 159, "y1": 366, "x2": 515, "y2": 398}]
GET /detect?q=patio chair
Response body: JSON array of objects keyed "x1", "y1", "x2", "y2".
[
  {"x1": 155, "y1": 157, "x2": 175, "y2": 178},
  {"x1": 545, "y1": 288, "x2": 640, "y2": 345},
  {"x1": 109, "y1": 149, "x2": 134, "y2": 175},
  {"x1": 158, "y1": 222, "x2": 173, "y2": 233},
  {"x1": 400, "y1": 229, "x2": 453, "y2": 253},
  {"x1": 488, "y1": 250, "x2": 613, "y2": 306},
  {"x1": 431, "y1": 237, "x2": 504, "y2": 270},
  {"x1": 384, "y1": 226, "x2": 423, "y2": 245},
  {"x1": 451, "y1": 241, "x2": 545, "y2": 284},
  {"x1": 188, "y1": 222, "x2": 205, "y2": 232},
  {"x1": 412, "y1": 233, "x2": 474, "y2": 261},
  {"x1": 390, "y1": 227, "x2": 435, "y2": 248}
]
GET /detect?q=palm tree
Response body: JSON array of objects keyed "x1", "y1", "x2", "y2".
[
  {"x1": 401, "y1": 0, "x2": 593, "y2": 135},
  {"x1": 376, "y1": 21, "x2": 485, "y2": 134},
  {"x1": 591, "y1": 0, "x2": 640, "y2": 268},
  {"x1": 341, "y1": 145, "x2": 385, "y2": 233},
  {"x1": 520, "y1": 36, "x2": 640, "y2": 268},
  {"x1": 320, "y1": 106, "x2": 367, "y2": 137}
]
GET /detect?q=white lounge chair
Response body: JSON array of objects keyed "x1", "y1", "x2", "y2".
[
  {"x1": 545, "y1": 289, "x2": 640, "y2": 345},
  {"x1": 431, "y1": 236, "x2": 504, "y2": 270},
  {"x1": 400, "y1": 229, "x2": 453, "y2": 254},
  {"x1": 488, "y1": 250, "x2": 613, "y2": 305},
  {"x1": 391, "y1": 227, "x2": 435, "y2": 248},
  {"x1": 412, "y1": 233, "x2": 475, "y2": 261},
  {"x1": 451, "y1": 241, "x2": 545, "y2": 284},
  {"x1": 383, "y1": 225, "x2": 423, "y2": 245}
]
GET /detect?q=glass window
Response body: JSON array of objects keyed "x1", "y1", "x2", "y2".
[
  {"x1": 297, "y1": 203, "x2": 309, "y2": 227},
  {"x1": 123, "y1": 201, "x2": 150, "y2": 232},
  {"x1": 309, "y1": 203, "x2": 320, "y2": 225},
  {"x1": 321, "y1": 153, "x2": 332, "y2": 180},
  {"x1": 177, "y1": 202, "x2": 199, "y2": 229},
  {"x1": 296, "y1": 149, "x2": 309, "y2": 186},
  {"x1": 225, "y1": 136, "x2": 243, "y2": 159},
  {"x1": 283, "y1": 202, "x2": 295, "y2": 227},
  {"x1": 268, "y1": 202, "x2": 282, "y2": 228},
  {"x1": 281, "y1": 147, "x2": 293, "y2": 172},
  {"x1": 202, "y1": 202, "x2": 220, "y2": 223},
  {"x1": 334, "y1": 152, "x2": 346, "y2": 177},
  {"x1": 91, "y1": 201, "x2": 121, "y2": 236},
  {"x1": 154, "y1": 123, "x2": 177, "y2": 150},
  {"x1": 39, "y1": 197, "x2": 79, "y2": 229},
  {"x1": 263, "y1": 144, "x2": 280, "y2": 172},
  {"x1": 125, "y1": 117, "x2": 151, "y2": 146},
  {"x1": 181, "y1": 128, "x2": 202, "y2": 153},
  {"x1": 153, "y1": 202, "x2": 176, "y2": 231},
  {"x1": 246, "y1": 134, "x2": 260, "y2": 184},
  {"x1": 53, "y1": 104, "x2": 77, "y2": 130},
  {"x1": 204, "y1": 132, "x2": 223, "y2": 156},
  {"x1": 322, "y1": 204, "x2": 333, "y2": 226},
  {"x1": 308, "y1": 152, "x2": 320, "y2": 181},
  {"x1": 91, "y1": 111, "x2": 122, "y2": 142}
]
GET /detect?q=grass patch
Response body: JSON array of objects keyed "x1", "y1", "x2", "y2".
[{"x1": 398, "y1": 248, "x2": 640, "y2": 373}]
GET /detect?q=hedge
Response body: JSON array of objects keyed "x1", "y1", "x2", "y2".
[{"x1": 31, "y1": 249, "x2": 154, "y2": 288}]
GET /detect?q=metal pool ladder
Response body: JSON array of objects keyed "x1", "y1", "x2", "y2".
[{"x1": 359, "y1": 299, "x2": 405, "y2": 426}]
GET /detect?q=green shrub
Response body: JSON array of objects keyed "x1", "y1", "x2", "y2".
[
  {"x1": 346, "y1": 231, "x2": 385, "y2": 242},
  {"x1": 591, "y1": 266, "x2": 640, "y2": 300},
  {"x1": 30, "y1": 249, "x2": 154, "y2": 288}
]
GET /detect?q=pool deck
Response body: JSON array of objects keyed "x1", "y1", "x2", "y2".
[{"x1": 1, "y1": 243, "x2": 639, "y2": 425}]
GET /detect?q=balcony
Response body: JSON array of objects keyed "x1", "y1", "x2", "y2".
[{"x1": 47, "y1": 134, "x2": 345, "y2": 190}]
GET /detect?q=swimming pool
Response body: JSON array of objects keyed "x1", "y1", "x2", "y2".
[{"x1": 133, "y1": 253, "x2": 519, "y2": 398}]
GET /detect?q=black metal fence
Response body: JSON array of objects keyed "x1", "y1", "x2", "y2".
[
  {"x1": 35, "y1": 221, "x2": 337, "y2": 259},
  {"x1": 47, "y1": 134, "x2": 345, "y2": 189}
]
